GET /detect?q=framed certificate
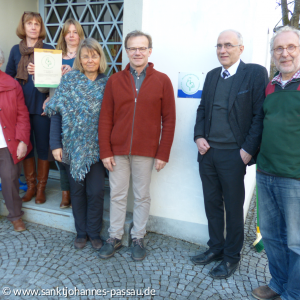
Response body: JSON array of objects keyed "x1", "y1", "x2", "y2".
[{"x1": 34, "y1": 49, "x2": 62, "y2": 88}]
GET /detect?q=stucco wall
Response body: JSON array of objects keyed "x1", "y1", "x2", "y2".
[
  {"x1": 0, "y1": 0, "x2": 38, "y2": 71},
  {"x1": 123, "y1": 0, "x2": 277, "y2": 245}
]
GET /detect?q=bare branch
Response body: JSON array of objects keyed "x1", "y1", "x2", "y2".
[
  {"x1": 291, "y1": 0, "x2": 300, "y2": 27},
  {"x1": 281, "y1": 0, "x2": 291, "y2": 25}
]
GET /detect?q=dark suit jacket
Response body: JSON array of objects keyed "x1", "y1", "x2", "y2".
[{"x1": 194, "y1": 60, "x2": 269, "y2": 165}]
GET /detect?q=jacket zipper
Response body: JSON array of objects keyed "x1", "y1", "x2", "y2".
[{"x1": 129, "y1": 73, "x2": 137, "y2": 155}]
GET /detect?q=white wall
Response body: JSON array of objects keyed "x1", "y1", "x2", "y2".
[
  {"x1": 0, "y1": 0, "x2": 38, "y2": 71},
  {"x1": 123, "y1": 0, "x2": 277, "y2": 245}
]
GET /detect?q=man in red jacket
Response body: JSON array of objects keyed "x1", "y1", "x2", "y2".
[{"x1": 98, "y1": 30, "x2": 176, "y2": 261}]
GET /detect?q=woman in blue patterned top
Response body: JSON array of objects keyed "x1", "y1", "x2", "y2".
[
  {"x1": 36, "y1": 19, "x2": 85, "y2": 209},
  {"x1": 45, "y1": 38, "x2": 108, "y2": 251}
]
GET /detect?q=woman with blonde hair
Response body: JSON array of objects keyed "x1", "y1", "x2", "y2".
[
  {"x1": 36, "y1": 19, "x2": 85, "y2": 209},
  {"x1": 45, "y1": 38, "x2": 108, "y2": 250},
  {"x1": 6, "y1": 12, "x2": 54, "y2": 205}
]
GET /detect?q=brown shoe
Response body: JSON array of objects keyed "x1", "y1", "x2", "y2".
[
  {"x1": 35, "y1": 159, "x2": 50, "y2": 204},
  {"x1": 90, "y1": 238, "x2": 103, "y2": 250},
  {"x1": 74, "y1": 236, "x2": 87, "y2": 249},
  {"x1": 22, "y1": 157, "x2": 37, "y2": 202},
  {"x1": 252, "y1": 285, "x2": 280, "y2": 300},
  {"x1": 60, "y1": 191, "x2": 70, "y2": 208},
  {"x1": 11, "y1": 219, "x2": 26, "y2": 232}
]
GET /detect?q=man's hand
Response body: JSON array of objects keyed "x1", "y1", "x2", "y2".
[
  {"x1": 27, "y1": 63, "x2": 35, "y2": 75},
  {"x1": 17, "y1": 142, "x2": 27, "y2": 160},
  {"x1": 102, "y1": 157, "x2": 116, "y2": 172},
  {"x1": 240, "y1": 149, "x2": 252, "y2": 165},
  {"x1": 52, "y1": 148, "x2": 63, "y2": 162},
  {"x1": 41, "y1": 96, "x2": 50, "y2": 116},
  {"x1": 155, "y1": 159, "x2": 166, "y2": 172},
  {"x1": 196, "y1": 138, "x2": 210, "y2": 155}
]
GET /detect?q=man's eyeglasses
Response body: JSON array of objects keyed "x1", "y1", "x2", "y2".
[
  {"x1": 215, "y1": 43, "x2": 241, "y2": 50},
  {"x1": 126, "y1": 47, "x2": 150, "y2": 54},
  {"x1": 273, "y1": 45, "x2": 300, "y2": 55}
]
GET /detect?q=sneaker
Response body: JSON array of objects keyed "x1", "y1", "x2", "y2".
[
  {"x1": 131, "y1": 238, "x2": 146, "y2": 261},
  {"x1": 252, "y1": 285, "x2": 280, "y2": 300},
  {"x1": 98, "y1": 237, "x2": 122, "y2": 259}
]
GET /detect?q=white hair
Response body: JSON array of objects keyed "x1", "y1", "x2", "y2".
[
  {"x1": 0, "y1": 47, "x2": 4, "y2": 65},
  {"x1": 218, "y1": 29, "x2": 243, "y2": 45},
  {"x1": 270, "y1": 25, "x2": 300, "y2": 55}
]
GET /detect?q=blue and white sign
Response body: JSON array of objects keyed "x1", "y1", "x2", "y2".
[{"x1": 178, "y1": 72, "x2": 204, "y2": 99}]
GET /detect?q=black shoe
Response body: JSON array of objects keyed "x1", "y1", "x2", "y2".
[
  {"x1": 98, "y1": 237, "x2": 122, "y2": 259},
  {"x1": 74, "y1": 236, "x2": 87, "y2": 250},
  {"x1": 131, "y1": 238, "x2": 146, "y2": 261},
  {"x1": 190, "y1": 249, "x2": 223, "y2": 265},
  {"x1": 209, "y1": 260, "x2": 239, "y2": 279}
]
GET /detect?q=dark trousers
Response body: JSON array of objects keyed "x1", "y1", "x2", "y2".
[
  {"x1": 65, "y1": 161, "x2": 106, "y2": 239},
  {"x1": 0, "y1": 148, "x2": 23, "y2": 221},
  {"x1": 199, "y1": 148, "x2": 246, "y2": 263},
  {"x1": 58, "y1": 162, "x2": 70, "y2": 191},
  {"x1": 26, "y1": 114, "x2": 50, "y2": 160}
]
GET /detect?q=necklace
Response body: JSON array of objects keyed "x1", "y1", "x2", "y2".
[{"x1": 66, "y1": 50, "x2": 76, "y2": 59}]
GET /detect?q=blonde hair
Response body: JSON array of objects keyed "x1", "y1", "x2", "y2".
[
  {"x1": 56, "y1": 19, "x2": 85, "y2": 55},
  {"x1": 73, "y1": 38, "x2": 107, "y2": 74},
  {"x1": 16, "y1": 12, "x2": 46, "y2": 40}
]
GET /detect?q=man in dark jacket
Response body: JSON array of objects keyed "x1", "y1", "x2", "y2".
[{"x1": 192, "y1": 29, "x2": 268, "y2": 279}]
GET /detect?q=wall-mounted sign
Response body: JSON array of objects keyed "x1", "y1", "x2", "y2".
[{"x1": 178, "y1": 72, "x2": 204, "y2": 99}]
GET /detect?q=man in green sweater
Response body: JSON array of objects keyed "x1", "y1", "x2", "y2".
[{"x1": 252, "y1": 26, "x2": 300, "y2": 300}]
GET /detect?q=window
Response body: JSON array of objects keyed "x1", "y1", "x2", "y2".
[{"x1": 41, "y1": 0, "x2": 124, "y2": 75}]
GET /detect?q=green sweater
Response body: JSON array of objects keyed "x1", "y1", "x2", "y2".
[{"x1": 257, "y1": 86, "x2": 300, "y2": 179}]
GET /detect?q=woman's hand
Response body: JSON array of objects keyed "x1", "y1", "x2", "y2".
[
  {"x1": 27, "y1": 63, "x2": 35, "y2": 75},
  {"x1": 62, "y1": 64, "x2": 72, "y2": 76},
  {"x1": 41, "y1": 96, "x2": 50, "y2": 116},
  {"x1": 52, "y1": 148, "x2": 63, "y2": 162},
  {"x1": 17, "y1": 141, "x2": 27, "y2": 160}
]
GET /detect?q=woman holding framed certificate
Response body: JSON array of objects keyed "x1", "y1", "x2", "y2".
[
  {"x1": 45, "y1": 38, "x2": 108, "y2": 250},
  {"x1": 37, "y1": 19, "x2": 85, "y2": 209},
  {"x1": 5, "y1": 12, "x2": 54, "y2": 205}
]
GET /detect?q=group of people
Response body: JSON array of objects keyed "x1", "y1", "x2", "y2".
[
  {"x1": 193, "y1": 27, "x2": 300, "y2": 300},
  {"x1": 0, "y1": 9, "x2": 299, "y2": 300}
]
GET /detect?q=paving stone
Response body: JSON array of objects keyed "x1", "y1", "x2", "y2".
[{"x1": 0, "y1": 191, "x2": 270, "y2": 299}]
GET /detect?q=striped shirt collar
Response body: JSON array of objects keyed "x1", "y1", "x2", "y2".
[{"x1": 272, "y1": 70, "x2": 300, "y2": 88}]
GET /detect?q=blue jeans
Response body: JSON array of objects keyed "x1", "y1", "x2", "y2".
[{"x1": 257, "y1": 172, "x2": 300, "y2": 300}]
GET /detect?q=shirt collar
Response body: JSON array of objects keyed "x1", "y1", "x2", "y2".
[
  {"x1": 130, "y1": 64, "x2": 148, "y2": 76},
  {"x1": 220, "y1": 59, "x2": 240, "y2": 78},
  {"x1": 272, "y1": 70, "x2": 300, "y2": 88}
]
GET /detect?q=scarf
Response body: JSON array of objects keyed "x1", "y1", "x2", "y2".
[
  {"x1": 44, "y1": 70, "x2": 108, "y2": 181},
  {"x1": 16, "y1": 38, "x2": 43, "y2": 84}
]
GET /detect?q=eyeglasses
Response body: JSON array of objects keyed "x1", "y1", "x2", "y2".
[
  {"x1": 80, "y1": 55, "x2": 100, "y2": 61},
  {"x1": 215, "y1": 43, "x2": 241, "y2": 50},
  {"x1": 22, "y1": 11, "x2": 41, "y2": 22},
  {"x1": 273, "y1": 45, "x2": 300, "y2": 55},
  {"x1": 126, "y1": 47, "x2": 150, "y2": 54}
]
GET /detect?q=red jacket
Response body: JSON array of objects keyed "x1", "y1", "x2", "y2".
[
  {"x1": 99, "y1": 63, "x2": 176, "y2": 162},
  {"x1": 0, "y1": 71, "x2": 32, "y2": 164}
]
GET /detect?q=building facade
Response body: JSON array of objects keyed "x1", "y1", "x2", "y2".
[{"x1": 0, "y1": 0, "x2": 276, "y2": 245}]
